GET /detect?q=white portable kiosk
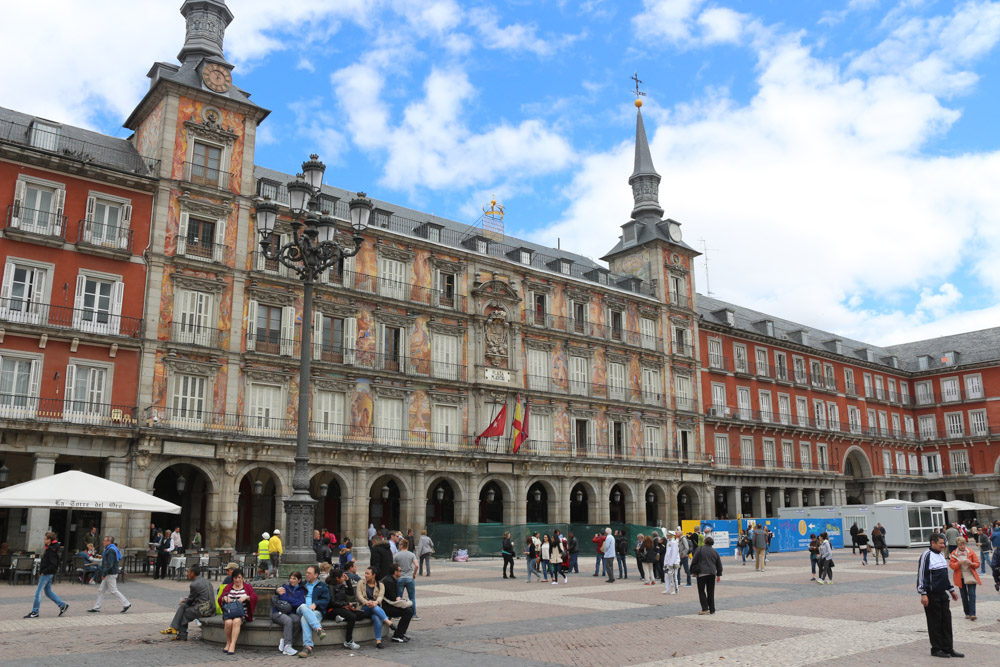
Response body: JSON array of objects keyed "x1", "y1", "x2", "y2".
[{"x1": 777, "y1": 499, "x2": 946, "y2": 548}]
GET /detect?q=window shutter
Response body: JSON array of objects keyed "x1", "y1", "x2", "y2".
[
  {"x1": 213, "y1": 218, "x2": 226, "y2": 262},
  {"x1": 177, "y1": 212, "x2": 189, "y2": 256},
  {"x1": 31, "y1": 270, "x2": 46, "y2": 310},
  {"x1": 53, "y1": 188, "x2": 65, "y2": 235},
  {"x1": 11, "y1": 180, "x2": 25, "y2": 224},
  {"x1": 398, "y1": 326, "x2": 407, "y2": 373},
  {"x1": 28, "y1": 359, "x2": 41, "y2": 415},
  {"x1": 280, "y1": 305, "x2": 295, "y2": 356},
  {"x1": 64, "y1": 363, "x2": 76, "y2": 416},
  {"x1": 313, "y1": 311, "x2": 323, "y2": 361},
  {"x1": 121, "y1": 203, "x2": 132, "y2": 225},
  {"x1": 343, "y1": 255, "x2": 355, "y2": 289},
  {"x1": 0, "y1": 262, "x2": 13, "y2": 303},
  {"x1": 72, "y1": 275, "x2": 86, "y2": 327},
  {"x1": 344, "y1": 317, "x2": 357, "y2": 365},
  {"x1": 278, "y1": 233, "x2": 290, "y2": 277},
  {"x1": 85, "y1": 196, "x2": 96, "y2": 220},
  {"x1": 111, "y1": 281, "x2": 124, "y2": 335},
  {"x1": 246, "y1": 300, "x2": 258, "y2": 351},
  {"x1": 84, "y1": 196, "x2": 96, "y2": 243},
  {"x1": 378, "y1": 322, "x2": 386, "y2": 364}
]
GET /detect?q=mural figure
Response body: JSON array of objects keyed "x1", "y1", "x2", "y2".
[{"x1": 484, "y1": 309, "x2": 509, "y2": 367}]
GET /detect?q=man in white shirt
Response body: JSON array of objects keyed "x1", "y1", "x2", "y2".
[
  {"x1": 602, "y1": 528, "x2": 616, "y2": 583},
  {"x1": 171, "y1": 527, "x2": 184, "y2": 555},
  {"x1": 389, "y1": 532, "x2": 399, "y2": 555}
]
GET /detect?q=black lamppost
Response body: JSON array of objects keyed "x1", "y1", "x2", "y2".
[{"x1": 254, "y1": 155, "x2": 372, "y2": 567}]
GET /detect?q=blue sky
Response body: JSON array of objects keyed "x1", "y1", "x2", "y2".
[{"x1": 3, "y1": 0, "x2": 999, "y2": 346}]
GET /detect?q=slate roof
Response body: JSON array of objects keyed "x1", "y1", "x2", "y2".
[
  {"x1": 0, "y1": 106, "x2": 155, "y2": 176},
  {"x1": 145, "y1": 58, "x2": 260, "y2": 109},
  {"x1": 697, "y1": 293, "x2": 1000, "y2": 372}
]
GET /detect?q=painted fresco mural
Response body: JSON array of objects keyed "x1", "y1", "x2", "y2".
[
  {"x1": 611, "y1": 247, "x2": 650, "y2": 283},
  {"x1": 172, "y1": 96, "x2": 246, "y2": 192},
  {"x1": 350, "y1": 381, "x2": 374, "y2": 436},
  {"x1": 355, "y1": 305, "x2": 376, "y2": 367},
  {"x1": 589, "y1": 297, "x2": 605, "y2": 337},
  {"x1": 355, "y1": 238, "x2": 377, "y2": 281},
  {"x1": 133, "y1": 97, "x2": 164, "y2": 163},
  {"x1": 592, "y1": 348, "x2": 607, "y2": 397},
  {"x1": 630, "y1": 415, "x2": 643, "y2": 458},
  {"x1": 595, "y1": 410, "x2": 608, "y2": 454},
  {"x1": 411, "y1": 250, "x2": 431, "y2": 305},
  {"x1": 409, "y1": 315, "x2": 431, "y2": 375},
  {"x1": 551, "y1": 283, "x2": 566, "y2": 321},
  {"x1": 629, "y1": 355, "x2": 642, "y2": 401},
  {"x1": 551, "y1": 341, "x2": 568, "y2": 391},
  {"x1": 409, "y1": 390, "x2": 430, "y2": 439},
  {"x1": 626, "y1": 303, "x2": 639, "y2": 337},
  {"x1": 553, "y1": 406, "x2": 570, "y2": 453}
]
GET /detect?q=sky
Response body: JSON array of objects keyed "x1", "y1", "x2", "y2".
[{"x1": 2, "y1": 0, "x2": 999, "y2": 347}]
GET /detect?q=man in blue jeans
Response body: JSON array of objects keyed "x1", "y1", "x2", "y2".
[{"x1": 25, "y1": 532, "x2": 69, "y2": 618}]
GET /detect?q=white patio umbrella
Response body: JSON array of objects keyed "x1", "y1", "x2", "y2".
[
  {"x1": 0, "y1": 470, "x2": 180, "y2": 513},
  {"x1": 941, "y1": 500, "x2": 997, "y2": 512},
  {"x1": 874, "y1": 498, "x2": 915, "y2": 506}
]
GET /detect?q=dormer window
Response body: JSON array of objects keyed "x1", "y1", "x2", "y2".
[
  {"x1": 831, "y1": 339, "x2": 843, "y2": 355},
  {"x1": 520, "y1": 250, "x2": 531, "y2": 264},
  {"x1": 865, "y1": 349, "x2": 876, "y2": 362},
  {"x1": 757, "y1": 320, "x2": 774, "y2": 337},
  {"x1": 257, "y1": 179, "x2": 279, "y2": 200},
  {"x1": 30, "y1": 120, "x2": 60, "y2": 151},
  {"x1": 476, "y1": 239, "x2": 488, "y2": 254},
  {"x1": 417, "y1": 222, "x2": 443, "y2": 242},
  {"x1": 941, "y1": 351, "x2": 957, "y2": 366},
  {"x1": 559, "y1": 260, "x2": 571, "y2": 275},
  {"x1": 714, "y1": 309, "x2": 735, "y2": 326},
  {"x1": 918, "y1": 355, "x2": 930, "y2": 371},
  {"x1": 623, "y1": 223, "x2": 638, "y2": 247}
]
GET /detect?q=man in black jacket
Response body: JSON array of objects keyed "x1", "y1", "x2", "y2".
[
  {"x1": 25, "y1": 532, "x2": 68, "y2": 618},
  {"x1": 850, "y1": 522, "x2": 859, "y2": 555},
  {"x1": 370, "y1": 539, "x2": 394, "y2": 580},
  {"x1": 567, "y1": 533, "x2": 579, "y2": 573},
  {"x1": 381, "y1": 564, "x2": 413, "y2": 642},
  {"x1": 917, "y1": 533, "x2": 963, "y2": 658},
  {"x1": 154, "y1": 529, "x2": 174, "y2": 580},
  {"x1": 329, "y1": 568, "x2": 361, "y2": 650},
  {"x1": 690, "y1": 536, "x2": 724, "y2": 615}
]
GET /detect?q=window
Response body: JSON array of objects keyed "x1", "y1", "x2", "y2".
[
  {"x1": 824, "y1": 364, "x2": 836, "y2": 390},
  {"x1": 247, "y1": 302, "x2": 295, "y2": 356},
  {"x1": 965, "y1": 374, "x2": 983, "y2": 400},
  {"x1": 827, "y1": 403, "x2": 840, "y2": 431},
  {"x1": 810, "y1": 361, "x2": 823, "y2": 387},
  {"x1": 435, "y1": 271, "x2": 456, "y2": 308},
  {"x1": 623, "y1": 223, "x2": 637, "y2": 246},
  {"x1": 969, "y1": 410, "x2": 988, "y2": 436},
  {"x1": 559, "y1": 260, "x2": 571, "y2": 275},
  {"x1": 573, "y1": 417, "x2": 593, "y2": 455},
  {"x1": 256, "y1": 232, "x2": 290, "y2": 276},
  {"x1": 883, "y1": 450, "x2": 893, "y2": 474},
  {"x1": 608, "y1": 362, "x2": 626, "y2": 401},
  {"x1": 740, "y1": 436, "x2": 755, "y2": 468},
  {"x1": 915, "y1": 381, "x2": 933, "y2": 405},
  {"x1": 0, "y1": 354, "x2": 41, "y2": 418},
  {"x1": 782, "y1": 440, "x2": 793, "y2": 470},
  {"x1": 708, "y1": 338, "x2": 724, "y2": 368},
  {"x1": 669, "y1": 274, "x2": 685, "y2": 305},
  {"x1": 83, "y1": 195, "x2": 132, "y2": 249},
  {"x1": 844, "y1": 368, "x2": 856, "y2": 394},
  {"x1": 710, "y1": 383, "x2": 727, "y2": 416},
  {"x1": 763, "y1": 439, "x2": 776, "y2": 469},
  {"x1": 171, "y1": 374, "x2": 206, "y2": 426},
  {"x1": 519, "y1": 250, "x2": 531, "y2": 265},
  {"x1": 793, "y1": 357, "x2": 806, "y2": 383},
  {"x1": 377, "y1": 397, "x2": 405, "y2": 437},
  {"x1": 247, "y1": 383, "x2": 284, "y2": 433},
  {"x1": 73, "y1": 273, "x2": 124, "y2": 335},
  {"x1": 755, "y1": 348, "x2": 769, "y2": 377},
  {"x1": 896, "y1": 452, "x2": 907, "y2": 473},
  {"x1": 174, "y1": 289, "x2": 215, "y2": 346},
  {"x1": 433, "y1": 404, "x2": 460, "y2": 447},
  {"x1": 904, "y1": 415, "x2": 915, "y2": 436},
  {"x1": 774, "y1": 351, "x2": 787, "y2": 380},
  {"x1": 431, "y1": 333, "x2": 459, "y2": 380},
  {"x1": 950, "y1": 450, "x2": 969, "y2": 475},
  {"x1": 734, "y1": 344, "x2": 748, "y2": 373},
  {"x1": 609, "y1": 419, "x2": 627, "y2": 459},
  {"x1": 887, "y1": 378, "x2": 897, "y2": 402},
  {"x1": 813, "y1": 399, "x2": 826, "y2": 429},
  {"x1": 847, "y1": 406, "x2": 861, "y2": 434},
  {"x1": 944, "y1": 413, "x2": 964, "y2": 438},
  {"x1": 674, "y1": 374, "x2": 692, "y2": 410},
  {"x1": 30, "y1": 120, "x2": 60, "y2": 150},
  {"x1": 714, "y1": 434, "x2": 729, "y2": 467},
  {"x1": 644, "y1": 425, "x2": 662, "y2": 459},
  {"x1": 640, "y1": 317, "x2": 656, "y2": 350},
  {"x1": 758, "y1": 390, "x2": 773, "y2": 423},
  {"x1": 918, "y1": 415, "x2": 937, "y2": 440},
  {"x1": 190, "y1": 141, "x2": 223, "y2": 187},
  {"x1": 314, "y1": 390, "x2": 345, "y2": 438},
  {"x1": 941, "y1": 378, "x2": 960, "y2": 403},
  {"x1": 531, "y1": 293, "x2": 547, "y2": 325},
  {"x1": 642, "y1": 367, "x2": 661, "y2": 405},
  {"x1": 570, "y1": 356, "x2": 589, "y2": 395},
  {"x1": 737, "y1": 387, "x2": 752, "y2": 420},
  {"x1": 863, "y1": 373, "x2": 873, "y2": 398},
  {"x1": 379, "y1": 257, "x2": 407, "y2": 300},
  {"x1": 177, "y1": 213, "x2": 225, "y2": 262},
  {"x1": 922, "y1": 453, "x2": 942, "y2": 476},
  {"x1": 527, "y1": 349, "x2": 549, "y2": 391},
  {"x1": 867, "y1": 408, "x2": 876, "y2": 434},
  {"x1": 908, "y1": 453, "x2": 918, "y2": 473},
  {"x1": 576, "y1": 302, "x2": 591, "y2": 334},
  {"x1": 796, "y1": 396, "x2": 808, "y2": 427},
  {"x1": 476, "y1": 239, "x2": 488, "y2": 254},
  {"x1": 900, "y1": 381, "x2": 910, "y2": 404},
  {"x1": 877, "y1": 411, "x2": 888, "y2": 436},
  {"x1": 314, "y1": 314, "x2": 344, "y2": 362},
  {"x1": 0, "y1": 260, "x2": 48, "y2": 324},
  {"x1": 530, "y1": 412, "x2": 552, "y2": 454},
  {"x1": 800, "y1": 442, "x2": 811, "y2": 469},
  {"x1": 380, "y1": 324, "x2": 406, "y2": 372},
  {"x1": 11, "y1": 179, "x2": 65, "y2": 235},
  {"x1": 778, "y1": 394, "x2": 791, "y2": 425},
  {"x1": 874, "y1": 375, "x2": 885, "y2": 400},
  {"x1": 891, "y1": 413, "x2": 901, "y2": 437},
  {"x1": 816, "y1": 443, "x2": 828, "y2": 470}
]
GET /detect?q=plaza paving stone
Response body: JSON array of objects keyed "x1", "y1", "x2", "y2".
[{"x1": 1, "y1": 550, "x2": 999, "y2": 665}]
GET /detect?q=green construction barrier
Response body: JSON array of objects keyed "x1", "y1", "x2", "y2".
[{"x1": 426, "y1": 522, "x2": 668, "y2": 558}]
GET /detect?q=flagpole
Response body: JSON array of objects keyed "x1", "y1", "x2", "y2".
[{"x1": 508, "y1": 394, "x2": 518, "y2": 454}]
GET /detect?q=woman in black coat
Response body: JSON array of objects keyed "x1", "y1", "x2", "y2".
[
  {"x1": 690, "y1": 536, "x2": 723, "y2": 615},
  {"x1": 501, "y1": 531, "x2": 516, "y2": 579}
]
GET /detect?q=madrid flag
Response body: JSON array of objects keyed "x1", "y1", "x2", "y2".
[
  {"x1": 512, "y1": 395, "x2": 529, "y2": 453},
  {"x1": 475, "y1": 403, "x2": 507, "y2": 445}
]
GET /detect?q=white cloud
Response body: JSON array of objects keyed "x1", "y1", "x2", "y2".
[
  {"x1": 540, "y1": 3, "x2": 1000, "y2": 345},
  {"x1": 332, "y1": 63, "x2": 575, "y2": 191},
  {"x1": 288, "y1": 98, "x2": 348, "y2": 164},
  {"x1": 467, "y1": 7, "x2": 582, "y2": 56},
  {"x1": 698, "y1": 8, "x2": 748, "y2": 44},
  {"x1": 633, "y1": 0, "x2": 705, "y2": 43}
]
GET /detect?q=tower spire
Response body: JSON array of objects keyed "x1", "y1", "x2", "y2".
[
  {"x1": 177, "y1": 0, "x2": 234, "y2": 64},
  {"x1": 628, "y1": 100, "x2": 663, "y2": 221}
]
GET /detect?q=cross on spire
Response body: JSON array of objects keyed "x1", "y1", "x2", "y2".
[{"x1": 631, "y1": 71, "x2": 647, "y2": 99}]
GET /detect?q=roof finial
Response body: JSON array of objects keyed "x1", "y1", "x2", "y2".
[
  {"x1": 628, "y1": 75, "x2": 662, "y2": 221},
  {"x1": 631, "y1": 71, "x2": 646, "y2": 108}
]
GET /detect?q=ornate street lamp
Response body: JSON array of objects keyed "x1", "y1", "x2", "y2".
[
  {"x1": 613, "y1": 490, "x2": 622, "y2": 503},
  {"x1": 533, "y1": 488, "x2": 542, "y2": 502},
  {"x1": 318, "y1": 483, "x2": 329, "y2": 499},
  {"x1": 679, "y1": 492, "x2": 687, "y2": 505},
  {"x1": 486, "y1": 488, "x2": 496, "y2": 503},
  {"x1": 381, "y1": 484, "x2": 391, "y2": 500},
  {"x1": 647, "y1": 491, "x2": 655, "y2": 503},
  {"x1": 176, "y1": 474, "x2": 187, "y2": 494},
  {"x1": 254, "y1": 154, "x2": 372, "y2": 568},
  {"x1": 435, "y1": 486, "x2": 445, "y2": 501},
  {"x1": 575, "y1": 489, "x2": 583, "y2": 502}
]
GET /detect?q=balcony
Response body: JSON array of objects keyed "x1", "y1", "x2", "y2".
[
  {"x1": 704, "y1": 405, "x2": 922, "y2": 443},
  {"x1": 672, "y1": 342, "x2": 694, "y2": 357},
  {"x1": 668, "y1": 292, "x2": 692, "y2": 309},
  {"x1": 0, "y1": 297, "x2": 142, "y2": 338},
  {"x1": 707, "y1": 354, "x2": 732, "y2": 373},
  {"x1": 169, "y1": 321, "x2": 223, "y2": 348},
  {"x1": 674, "y1": 396, "x2": 697, "y2": 412},
  {"x1": 177, "y1": 237, "x2": 226, "y2": 264},
  {"x1": 522, "y1": 311, "x2": 661, "y2": 351},
  {"x1": 182, "y1": 160, "x2": 232, "y2": 191},
  {"x1": 0, "y1": 395, "x2": 138, "y2": 427},
  {"x1": 4, "y1": 205, "x2": 67, "y2": 246},
  {"x1": 77, "y1": 219, "x2": 132, "y2": 255},
  {"x1": 247, "y1": 332, "x2": 298, "y2": 357},
  {"x1": 312, "y1": 345, "x2": 468, "y2": 381}
]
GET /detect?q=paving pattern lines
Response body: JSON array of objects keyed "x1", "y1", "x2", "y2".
[
  {"x1": 416, "y1": 582, "x2": 651, "y2": 610},
  {"x1": 0, "y1": 611, "x2": 172, "y2": 633}
]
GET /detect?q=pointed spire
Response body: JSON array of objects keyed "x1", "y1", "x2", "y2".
[
  {"x1": 628, "y1": 104, "x2": 663, "y2": 220},
  {"x1": 177, "y1": 0, "x2": 234, "y2": 64}
]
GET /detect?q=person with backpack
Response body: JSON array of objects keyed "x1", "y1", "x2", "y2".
[
  {"x1": 737, "y1": 532, "x2": 750, "y2": 565},
  {"x1": 88, "y1": 535, "x2": 130, "y2": 613},
  {"x1": 24, "y1": 531, "x2": 68, "y2": 619},
  {"x1": 872, "y1": 527, "x2": 887, "y2": 566}
]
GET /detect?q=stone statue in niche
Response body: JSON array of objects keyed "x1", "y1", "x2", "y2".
[{"x1": 484, "y1": 308, "x2": 509, "y2": 368}]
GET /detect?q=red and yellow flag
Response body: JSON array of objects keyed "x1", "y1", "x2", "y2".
[{"x1": 512, "y1": 394, "x2": 529, "y2": 453}]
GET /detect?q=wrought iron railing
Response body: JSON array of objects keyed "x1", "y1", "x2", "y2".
[
  {"x1": 0, "y1": 396, "x2": 138, "y2": 426},
  {"x1": 0, "y1": 118, "x2": 159, "y2": 175},
  {"x1": 0, "y1": 297, "x2": 142, "y2": 338},
  {"x1": 4, "y1": 205, "x2": 66, "y2": 239},
  {"x1": 169, "y1": 321, "x2": 224, "y2": 348},
  {"x1": 77, "y1": 219, "x2": 132, "y2": 253},
  {"x1": 183, "y1": 160, "x2": 232, "y2": 191}
]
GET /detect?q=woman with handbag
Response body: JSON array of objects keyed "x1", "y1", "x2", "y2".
[
  {"x1": 357, "y1": 566, "x2": 394, "y2": 649},
  {"x1": 856, "y1": 528, "x2": 870, "y2": 566},
  {"x1": 501, "y1": 531, "x2": 516, "y2": 579},
  {"x1": 523, "y1": 536, "x2": 542, "y2": 582},
  {"x1": 949, "y1": 537, "x2": 982, "y2": 620},
  {"x1": 219, "y1": 568, "x2": 257, "y2": 655},
  {"x1": 539, "y1": 534, "x2": 551, "y2": 582},
  {"x1": 271, "y1": 571, "x2": 306, "y2": 656},
  {"x1": 871, "y1": 527, "x2": 887, "y2": 566},
  {"x1": 817, "y1": 532, "x2": 834, "y2": 584},
  {"x1": 640, "y1": 536, "x2": 656, "y2": 585}
]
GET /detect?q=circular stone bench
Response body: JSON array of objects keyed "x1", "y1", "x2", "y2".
[{"x1": 201, "y1": 615, "x2": 377, "y2": 648}]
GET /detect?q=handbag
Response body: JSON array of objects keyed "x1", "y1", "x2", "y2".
[
  {"x1": 222, "y1": 599, "x2": 246, "y2": 620},
  {"x1": 272, "y1": 595, "x2": 293, "y2": 614}
]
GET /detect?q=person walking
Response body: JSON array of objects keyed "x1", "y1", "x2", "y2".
[
  {"x1": 690, "y1": 536, "x2": 723, "y2": 615},
  {"x1": 268, "y1": 529, "x2": 283, "y2": 578},
  {"x1": 524, "y1": 535, "x2": 542, "y2": 582},
  {"x1": 615, "y1": 530, "x2": 628, "y2": 580},
  {"x1": 850, "y1": 522, "x2": 859, "y2": 555},
  {"x1": 640, "y1": 535, "x2": 656, "y2": 585},
  {"x1": 817, "y1": 532, "x2": 834, "y2": 585},
  {"x1": 417, "y1": 529, "x2": 434, "y2": 577},
  {"x1": 257, "y1": 532, "x2": 271, "y2": 578},
  {"x1": 394, "y1": 538, "x2": 419, "y2": 618},
  {"x1": 634, "y1": 533, "x2": 645, "y2": 582},
  {"x1": 677, "y1": 530, "x2": 692, "y2": 588},
  {"x1": 856, "y1": 528, "x2": 870, "y2": 565},
  {"x1": 161, "y1": 565, "x2": 214, "y2": 641},
  {"x1": 602, "y1": 528, "x2": 617, "y2": 583},
  {"x1": 88, "y1": 536, "x2": 130, "y2": 613},
  {"x1": 945, "y1": 524, "x2": 960, "y2": 554},
  {"x1": 24, "y1": 532, "x2": 69, "y2": 618},
  {"x1": 663, "y1": 532, "x2": 680, "y2": 595},
  {"x1": 808, "y1": 534, "x2": 820, "y2": 580},
  {"x1": 550, "y1": 532, "x2": 564, "y2": 584},
  {"x1": 872, "y1": 527, "x2": 887, "y2": 566},
  {"x1": 973, "y1": 528, "x2": 991, "y2": 575},
  {"x1": 752, "y1": 524, "x2": 768, "y2": 572},
  {"x1": 568, "y1": 532, "x2": 579, "y2": 574},
  {"x1": 949, "y1": 537, "x2": 981, "y2": 621},
  {"x1": 918, "y1": 532, "x2": 963, "y2": 659},
  {"x1": 501, "y1": 531, "x2": 516, "y2": 580},
  {"x1": 540, "y1": 534, "x2": 551, "y2": 582}
]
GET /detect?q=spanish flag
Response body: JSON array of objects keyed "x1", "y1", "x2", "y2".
[{"x1": 512, "y1": 394, "x2": 529, "y2": 453}]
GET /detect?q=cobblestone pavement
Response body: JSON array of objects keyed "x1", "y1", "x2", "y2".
[{"x1": 2, "y1": 549, "x2": 999, "y2": 665}]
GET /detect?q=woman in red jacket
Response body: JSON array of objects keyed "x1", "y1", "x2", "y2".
[
  {"x1": 219, "y1": 569, "x2": 257, "y2": 655},
  {"x1": 949, "y1": 537, "x2": 981, "y2": 621}
]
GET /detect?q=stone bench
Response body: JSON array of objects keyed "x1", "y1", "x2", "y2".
[{"x1": 201, "y1": 615, "x2": 377, "y2": 648}]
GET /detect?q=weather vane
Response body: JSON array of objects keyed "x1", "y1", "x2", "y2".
[{"x1": 631, "y1": 71, "x2": 646, "y2": 99}]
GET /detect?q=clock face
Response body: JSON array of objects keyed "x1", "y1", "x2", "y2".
[
  {"x1": 202, "y1": 63, "x2": 232, "y2": 93},
  {"x1": 668, "y1": 221, "x2": 683, "y2": 242}
]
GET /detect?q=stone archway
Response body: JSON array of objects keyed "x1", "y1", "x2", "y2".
[
  {"x1": 426, "y1": 478, "x2": 457, "y2": 524},
  {"x1": 843, "y1": 446, "x2": 874, "y2": 504},
  {"x1": 151, "y1": 462, "x2": 215, "y2": 550},
  {"x1": 235, "y1": 466, "x2": 282, "y2": 551},
  {"x1": 311, "y1": 470, "x2": 350, "y2": 538},
  {"x1": 676, "y1": 484, "x2": 702, "y2": 522},
  {"x1": 478, "y1": 480, "x2": 507, "y2": 524},
  {"x1": 369, "y1": 475, "x2": 407, "y2": 533},
  {"x1": 570, "y1": 481, "x2": 598, "y2": 524}
]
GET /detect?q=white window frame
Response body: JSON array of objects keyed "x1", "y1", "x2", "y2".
[
  {"x1": 795, "y1": 396, "x2": 808, "y2": 427},
  {"x1": 376, "y1": 396, "x2": 406, "y2": 441},
  {"x1": 169, "y1": 373, "x2": 210, "y2": 429},
  {"x1": 707, "y1": 338, "x2": 724, "y2": 369},
  {"x1": 0, "y1": 351, "x2": 42, "y2": 419},
  {"x1": 527, "y1": 348, "x2": 549, "y2": 391},
  {"x1": 72, "y1": 269, "x2": 124, "y2": 336},
  {"x1": 964, "y1": 374, "x2": 983, "y2": 400},
  {"x1": 82, "y1": 191, "x2": 132, "y2": 250},
  {"x1": 64, "y1": 359, "x2": 113, "y2": 424},
  {"x1": 530, "y1": 411, "x2": 553, "y2": 455},
  {"x1": 737, "y1": 386, "x2": 752, "y2": 420},
  {"x1": 714, "y1": 434, "x2": 729, "y2": 467},
  {"x1": 969, "y1": 409, "x2": 988, "y2": 436},
  {"x1": 762, "y1": 438, "x2": 776, "y2": 469},
  {"x1": 643, "y1": 424, "x2": 662, "y2": 460},
  {"x1": 781, "y1": 440, "x2": 793, "y2": 470},
  {"x1": 777, "y1": 393, "x2": 791, "y2": 425},
  {"x1": 915, "y1": 381, "x2": 933, "y2": 405},
  {"x1": 246, "y1": 382, "x2": 286, "y2": 434},
  {"x1": 569, "y1": 355, "x2": 589, "y2": 395},
  {"x1": 755, "y1": 347, "x2": 769, "y2": 377},
  {"x1": 177, "y1": 211, "x2": 226, "y2": 263},
  {"x1": 10, "y1": 175, "x2": 65, "y2": 236},
  {"x1": 733, "y1": 343, "x2": 748, "y2": 373},
  {"x1": 642, "y1": 367, "x2": 661, "y2": 405},
  {"x1": 710, "y1": 383, "x2": 727, "y2": 417},
  {"x1": 432, "y1": 403, "x2": 461, "y2": 449},
  {"x1": 847, "y1": 406, "x2": 861, "y2": 434},
  {"x1": 431, "y1": 333, "x2": 460, "y2": 380},
  {"x1": 918, "y1": 415, "x2": 937, "y2": 440},
  {"x1": 774, "y1": 351, "x2": 788, "y2": 381},
  {"x1": 844, "y1": 367, "x2": 856, "y2": 395},
  {"x1": 173, "y1": 288, "x2": 215, "y2": 346},
  {"x1": 608, "y1": 362, "x2": 626, "y2": 401},
  {"x1": 793, "y1": 356, "x2": 806, "y2": 383},
  {"x1": 949, "y1": 449, "x2": 969, "y2": 475},
  {"x1": 640, "y1": 317, "x2": 656, "y2": 350},
  {"x1": 314, "y1": 390, "x2": 346, "y2": 440},
  {"x1": 378, "y1": 256, "x2": 408, "y2": 301},
  {"x1": 0, "y1": 257, "x2": 54, "y2": 325},
  {"x1": 944, "y1": 412, "x2": 964, "y2": 438},
  {"x1": 740, "y1": 436, "x2": 755, "y2": 469},
  {"x1": 758, "y1": 390, "x2": 773, "y2": 423}
]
